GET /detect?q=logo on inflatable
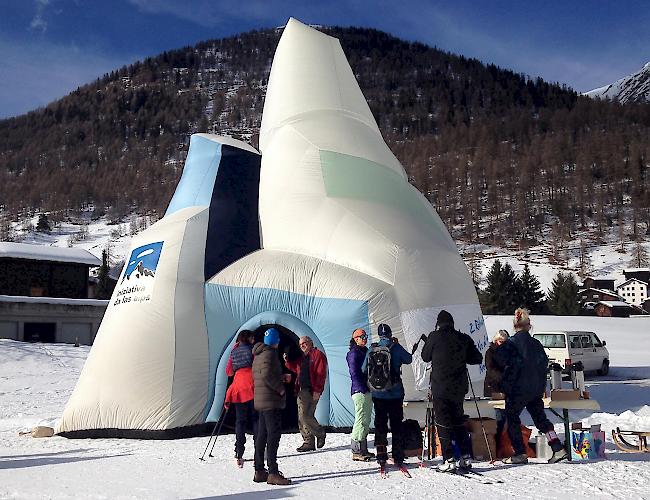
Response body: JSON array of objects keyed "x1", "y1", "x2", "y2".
[{"x1": 113, "y1": 241, "x2": 164, "y2": 306}]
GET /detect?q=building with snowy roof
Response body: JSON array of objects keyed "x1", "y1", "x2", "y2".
[
  {"x1": 0, "y1": 242, "x2": 107, "y2": 344},
  {"x1": 616, "y1": 278, "x2": 648, "y2": 307}
]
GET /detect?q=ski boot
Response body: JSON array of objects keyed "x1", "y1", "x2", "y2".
[
  {"x1": 503, "y1": 453, "x2": 528, "y2": 464},
  {"x1": 436, "y1": 458, "x2": 458, "y2": 473},
  {"x1": 458, "y1": 454, "x2": 472, "y2": 471},
  {"x1": 548, "y1": 439, "x2": 568, "y2": 463},
  {"x1": 360, "y1": 439, "x2": 375, "y2": 460}
]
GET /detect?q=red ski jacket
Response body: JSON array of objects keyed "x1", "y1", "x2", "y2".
[{"x1": 286, "y1": 347, "x2": 328, "y2": 395}]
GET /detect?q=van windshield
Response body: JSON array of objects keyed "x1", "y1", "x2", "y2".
[{"x1": 534, "y1": 334, "x2": 566, "y2": 348}]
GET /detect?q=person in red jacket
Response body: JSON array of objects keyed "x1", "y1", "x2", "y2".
[
  {"x1": 284, "y1": 336, "x2": 328, "y2": 452},
  {"x1": 225, "y1": 330, "x2": 256, "y2": 467}
]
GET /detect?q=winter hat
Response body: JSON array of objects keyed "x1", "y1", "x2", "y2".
[
  {"x1": 513, "y1": 308, "x2": 531, "y2": 330},
  {"x1": 377, "y1": 323, "x2": 392, "y2": 338},
  {"x1": 436, "y1": 310, "x2": 454, "y2": 329},
  {"x1": 264, "y1": 328, "x2": 280, "y2": 346}
]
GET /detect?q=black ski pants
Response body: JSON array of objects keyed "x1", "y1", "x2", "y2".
[
  {"x1": 234, "y1": 401, "x2": 257, "y2": 459},
  {"x1": 505, "y1": 396, "x2": 553, "y2": 456},
  {"x1": 432, "y1": 396, "x2": 471, "y2": 461},
  {"x1": 254, "y1": 408, "x2": 282, "y2": 474},
  {"x1": 372, "y1": 397, "x2": 404, "y2": 464}
]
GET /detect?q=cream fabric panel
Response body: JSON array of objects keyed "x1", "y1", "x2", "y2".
[
  {"x1": 57, "y1": 207, "x2": 208, "y2": 432},
  {"x1": 260, "y1": 18, "x2": 380, "y2": 151}
]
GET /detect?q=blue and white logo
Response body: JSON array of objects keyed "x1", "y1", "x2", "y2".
[
  {"x1": 123, "y1": 242, "x2": 164, "y2": 282},
  {"x1": 114, "y1": 241, "x2": 164, "y2": 307}
]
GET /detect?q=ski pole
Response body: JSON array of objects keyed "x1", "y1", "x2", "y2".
[
  {"x1": 466, "y1": 369, "x2": 495, "y2": 464},
  {"x1": 208, "y1": 404, "x2": 231, "y2": 457},
  {"x1": 199, "y1": 404, "x2": 228, "y2": 461}
]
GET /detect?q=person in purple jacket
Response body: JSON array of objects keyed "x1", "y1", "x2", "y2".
[{"x1": 346, "y1": 328, "x2": 375, "y2": 461}]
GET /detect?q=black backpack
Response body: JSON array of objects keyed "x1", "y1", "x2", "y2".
[{"x1": 367, "y1": 343, "x2": 395, "y2": 392}]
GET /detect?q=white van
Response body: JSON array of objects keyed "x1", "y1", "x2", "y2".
[{"x1": 532, "y1": 331, "x2": 610, "y2": 376}]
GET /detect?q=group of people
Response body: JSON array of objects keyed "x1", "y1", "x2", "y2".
[
  {"x1": 223, "y1": 306, "x2": 567, "y2": 486},
  {"x1": 483, "y1": 307, "x2": 568, "y2": 465},
  {"x1": 224, "y1": 328, "x2": 328, "y2": 486}
]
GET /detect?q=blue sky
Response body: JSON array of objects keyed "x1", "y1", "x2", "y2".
[{"x1": 1, "y1": 0, "x2": 649, "y2": 119}]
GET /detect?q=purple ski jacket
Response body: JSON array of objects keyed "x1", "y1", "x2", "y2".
[{"x1": 346, "y1": 344, "x2": 369, "y2": 395}]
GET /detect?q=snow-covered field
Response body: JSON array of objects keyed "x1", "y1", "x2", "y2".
[{"x1": 1, "y1": 316, "x2": 649, "y2": 499}]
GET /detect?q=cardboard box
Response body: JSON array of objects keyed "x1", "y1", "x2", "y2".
[
  {"x1": 470, "y1": 433, "x2": 496, "y2": 461},
  {"x1": 551, "y1": 389, "x2": 581, "y2": 401},
  {"x1": 571, "y1": 430, "x2": 606, "y2": 460},
  {"x1": 465, "y1": 417, "x2": 497, "y2": 435}
]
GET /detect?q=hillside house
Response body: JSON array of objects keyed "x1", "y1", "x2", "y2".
[
  {"x1": 582, "y1": 277, "x2": 616, "y2": 291},
  {"x1": 594, "y1": 301, "x2": 633, "y2": 318},
  {"x1": 616, "y1": 278, "x2": 648, "y2": 307},
  {"x1": 578, "y1": 287, "x2": 624, "y2": 307},
  {"x1": 623, "y1": 268, "x2": 650, "y2": 285},
  {"x1": 0, "y1": 242, "x2": 108, "y2": 345}
]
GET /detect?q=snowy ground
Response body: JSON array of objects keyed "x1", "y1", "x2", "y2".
[{"x1": 1, "y1": 316, "x2": 649, "y2": 499}]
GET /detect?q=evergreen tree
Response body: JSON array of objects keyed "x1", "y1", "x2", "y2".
[
  {"x1": 516, "y1": 264, "x2": 545, "y2": 313},
  {"x1": 95, "y1": 250, "x2": 112, "y2": 300},
  {"x1": 36, "y1": 214, "x2": 52, "y2": 233},
  {"x1": 546, "y1": 271, "x2": 580, "y2": 315},
  {"x1": 484, "y1": 260, "x2": 518, "y2": 314}
]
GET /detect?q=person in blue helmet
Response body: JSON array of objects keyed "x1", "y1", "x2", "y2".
[
  {"x1": 252, "y1": 328, "x2": 292, "y2": 486},
  {"x1": 363, "y1": 323, "x2": 412, "y2": 468}
]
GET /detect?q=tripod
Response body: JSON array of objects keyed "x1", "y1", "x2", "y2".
[{"x1": 420, "y1": 390, "x2": 436, "y2": 466}]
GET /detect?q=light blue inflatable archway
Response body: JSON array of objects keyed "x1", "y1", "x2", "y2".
[{"x1": 203, "y1": 283, "x2": 370, "y2": 427}]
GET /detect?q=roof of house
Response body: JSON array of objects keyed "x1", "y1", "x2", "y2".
[
  {"x1": 0, "y1": 242, "x2": 100, "y2": 267},
  {"x1": 597, "y1": 300, "x2": 632, "y2": 308},
  {"x1": 579, "y1": 287, "x2": 623, "y2": 297},
  {"x1": 616, "y1": 278, "x2": 649, "y2": 289},
  {"x1": 0, "y1": 294, "x2": 108, "y2": 306}
]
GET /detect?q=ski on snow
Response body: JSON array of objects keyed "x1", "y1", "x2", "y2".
[
  {"x1": 379, "y1": 463, "x2": 412, "y2": 479},
  {"x1": 434, "y1": 468, "x2": 503, "y2": 485}
]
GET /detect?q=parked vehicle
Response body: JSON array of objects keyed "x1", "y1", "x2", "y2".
[{"x1": 532, "y1": 331, "x2": 610, "y2": 376}]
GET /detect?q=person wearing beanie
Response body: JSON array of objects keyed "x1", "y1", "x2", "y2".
[
  {"x1": 420, "y1": 310, "x2": 483, "y2": 472},
  {"x1": 284, "y1": 335, "x2": 328, "y2": 452},
  {"x1": 225, "y1": 330, "x2": 257, "y2": 468},
  {"x1": 252, "y1": 328, "x2": 291, "y2": 485},
  {"x1": 346, "y1": 328, "x2": 374, "y2": 461},
  {"x1": 363, "y1": 323, "x2": 412, "y2": 469},
  {"x1": 496, "y1": 308, "x2": 568, "y2": 464}
]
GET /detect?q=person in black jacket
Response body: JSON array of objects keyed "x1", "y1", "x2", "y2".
[
  {"x1": 483, "y1": 329, "x2": 509, "y2": 446},
  {"x1": 252, "y1": 328, "x2": 292, "y2": 485},
  {"x1": 421, "y1": 310, "x2": 483, "y2": 472},
  {"x1": 496, "y1": 308, "x2": 567, "y2": 464}
]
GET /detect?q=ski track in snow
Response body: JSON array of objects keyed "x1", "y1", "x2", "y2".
[{"x1": 1, "y1": 323, "x2": 650, "y2": 499}]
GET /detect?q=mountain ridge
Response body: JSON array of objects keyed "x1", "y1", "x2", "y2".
[{"x1": 585, "y1": 62, "x2": 650, "y2": 103}]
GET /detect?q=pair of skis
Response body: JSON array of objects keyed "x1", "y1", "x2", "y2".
[
  {"x1": 435, "y1": 467, "x2": 504, "y2": 485},
  {"x1": 380, "y1": 462, "x2": 504, "y2": 484},
  {"x1": 379, "y1": 461, "x2": 411, "y2": 479}
]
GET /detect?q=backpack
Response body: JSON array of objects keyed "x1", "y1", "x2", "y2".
[{"x1": 367, "y1": 343, "x2": 396, "y2": 392}]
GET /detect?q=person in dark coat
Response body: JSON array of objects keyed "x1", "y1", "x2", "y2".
[
  {"x1": 362, "y1": 323, "x2": 412, "y2": 468},
  {"x1": 496, "y1": 308, "x2": 567, "y2": 464},
  {"x1": 483, "y1": 329, "x2": 509, "y2": 444},
  {"x1": 252, "y1": 328, "x2": 291, "y2": 485},
  {"x1": 225, "y1": 329, "x2": 256, "y2": 467},
  {"x1": 420, "y1": 310, "x2": 483, "y2": 472},
  {"x1": 346, "y1": 328, "x2": 374, "y2": 461}
]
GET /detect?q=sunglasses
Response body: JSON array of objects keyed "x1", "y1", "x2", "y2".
[{"x1": 355, "y1": 334, "x2": 368, "y2": 340}]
